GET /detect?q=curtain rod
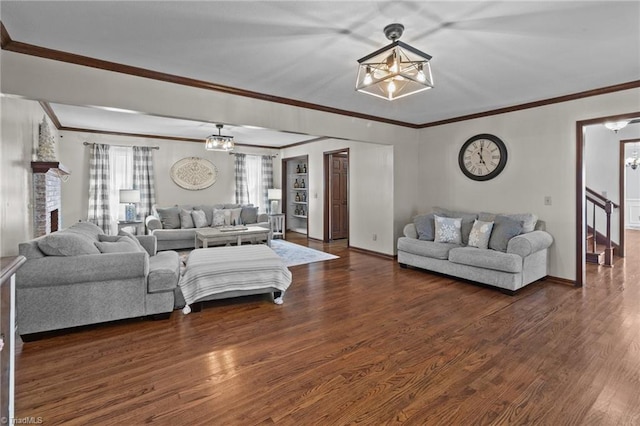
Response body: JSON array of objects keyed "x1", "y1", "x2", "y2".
[
  {"x1": 83, "y1": 141, "x2": 160, "y2": 150},
  {"x1": 229, "y1": 151, "x2": 277, "y2": 158}
]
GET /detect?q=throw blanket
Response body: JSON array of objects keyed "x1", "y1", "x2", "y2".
[{"x1": 179, "y1": 245, "x2": 292, "y2": 308}]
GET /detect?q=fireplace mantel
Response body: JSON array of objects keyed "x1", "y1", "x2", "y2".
[{"x1": 31, "y1": 161, "x2": 71, "y2": 175}]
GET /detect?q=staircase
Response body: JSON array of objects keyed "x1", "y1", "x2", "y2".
[{"x1": 586, "y1": 187, "x2": 618, "y2": 266}]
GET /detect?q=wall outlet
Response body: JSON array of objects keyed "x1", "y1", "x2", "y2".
[
  {"x1": 372, "y1": 233, "x2": 377, "y2": 241},
  {"x1": 544, "y1": 196, "x2": 552, "y2": 206}
]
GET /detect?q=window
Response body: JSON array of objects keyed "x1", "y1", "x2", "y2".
[
  {"x1": 246, "y1": 155, "x2": 264, "y2": 212},
  {"x1": 108, "y1": 146, "x2": 133, "y2": 232}
]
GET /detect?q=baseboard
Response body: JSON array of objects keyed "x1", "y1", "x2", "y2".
[
  {"x1": 545, "y1": 275, "x2": 576, "y2": 286},
  {"x1": 348, "y1": 245, "x2": 396, "y2": 260}
]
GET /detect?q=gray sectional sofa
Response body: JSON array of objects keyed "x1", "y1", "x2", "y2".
[
  {"x1": 16, "y1": 221, "x2": 180, "y2": 339},
  {"x1": 146, "y1": 203, "x2": 269, "y2": 251},
  {"x1": 397, "y1": 208, "x2": 553, "y2": 294}
]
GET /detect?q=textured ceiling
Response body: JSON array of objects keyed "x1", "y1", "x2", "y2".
[{"x1": 2, "y1": 1, "x2": 639, "y2": 144}]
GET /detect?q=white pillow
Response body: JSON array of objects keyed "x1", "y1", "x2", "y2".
[
  {"x1": 434, "y1": 215, "x2": 462, "y2": 244},
  {"x1": 212, "y1": 209, "x2": 227, "y2": 227},
  {"x1": 468, "y1": 219, "x2": 494, "y2": 249},
  {"x1": 229, "y1": 207, "x2": 242, "y2": 225}
]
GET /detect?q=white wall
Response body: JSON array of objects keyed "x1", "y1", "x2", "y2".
[
  {"x1": 57, "y1": 130, "x2": 279, "y2": 226},
  {"x1": 282, "y1": 139, "x2": 395, "y2": 255},
  {"x1": 0, "y1": 96, "x2": 59, "y2": 256}
]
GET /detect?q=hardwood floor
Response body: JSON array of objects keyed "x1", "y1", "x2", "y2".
[{"x1": 14, "y1": 233, "x2": 640, "y2": 425}]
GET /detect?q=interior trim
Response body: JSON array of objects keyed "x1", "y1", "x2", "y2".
[
  {"x1": 2, "y1": 22, "x2": 639, "y2": 131},
  {"x1": 619, "y1": 137, "x2": 640, "y2": 258}
]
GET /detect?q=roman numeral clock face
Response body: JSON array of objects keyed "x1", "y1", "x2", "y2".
[{"x1": 458, "y1": 134, "x2": 508, "y2": 181}]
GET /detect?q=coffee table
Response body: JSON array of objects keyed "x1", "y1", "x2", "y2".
[{"x1": 194, "y1": 226, "x2": 271, "y2": 248}]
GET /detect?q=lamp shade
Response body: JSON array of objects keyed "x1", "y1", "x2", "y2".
[
  {"x1": 119, "y1": 189, "x2": 140, "y2": 203},
  {"x1": 268, "y1": 189, "x2": 282, "y2": 200}
]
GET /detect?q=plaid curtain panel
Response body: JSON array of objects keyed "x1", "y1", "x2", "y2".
[
  {"x1": 261, "y1": 155, "x2": 274, "y2": 212},
  {"x1": 87, "y1": 143, "x2": 112, "y2": 233},
  {"x1": 234, "y1": 154, "x2": 249, "y2": 204},
  {"x1": 132, "y1": 146, "x2": 156, "y2": 218}
]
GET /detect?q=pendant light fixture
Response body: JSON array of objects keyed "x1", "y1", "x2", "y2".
[
  {"x1": 205, "y1": 124, "x2": 234, "y2": 151},
  {"x1": 356, "y1": 23, "x2": 434, "y2": 101}
]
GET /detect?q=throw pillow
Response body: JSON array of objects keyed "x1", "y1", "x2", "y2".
[
  {"x1": 191, "y1": 209, "x2": 208, "y2": 228},
  {"x1": 38, "y1": 232, "x2": 101, "y2": 256},
  {"x1": 118, "y1": 230, "x2": 146, "y2": 252},
  {"x1": 413, "y1": 213, "x2": 435, "y2": 241},
  {"x1": 240, "y1": 206, "x2": 259, "y2": 225},
  {"x1": 434, "y1": 215, "x2": 462, "y2": 244},
  {"x1": 94, "y1": 237, "x2": 141, "y2": 253},
  {"x1": 433, "y1": 207, "x2": 478, "y2": 245},
  {"x1": 66, "y1": 221, "x2": 104, "y2": 240},
  {"x1": 98, "y1": 234, "x2": 120, "y2": 242},
  {"x1": 197, "y1": 205, "x2": 215, "y2": 226},
  {"x1": 212, "y1": 209, "x2": 227, "y2": 227},
  {"x1": 180, "y1": 209, "x2": 195, "y2": 229},
  {"x1": 488, "y1": 215, "x2": 524, "y2": 252},
  {"x1": 229, "y1": 207, "x2": 242, "y2": 225},
  {"x1": 156, "y1": 206, "x2": 181, "y2": 229},
  {"x1": 479, "y1": 212, "x2": 538, "y2": 233},
  {"x1": 468, "y1": 220, "x2": 494, "y2": 249}
]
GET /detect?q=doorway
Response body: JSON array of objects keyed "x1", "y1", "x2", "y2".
[
  {"x1": 576, "y1": 112, "x2": 640, "y2": 286},
  {"x1": 324, "y1": 150, "x2": 349, "y2": 242}
]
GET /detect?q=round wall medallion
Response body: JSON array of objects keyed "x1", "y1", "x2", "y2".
[
  {"x1": 170, "y1": 157, "x2": 218, "y2": 190},
  {"x1": 458, "y1": 134, "x2": 508, "y2": 181}
]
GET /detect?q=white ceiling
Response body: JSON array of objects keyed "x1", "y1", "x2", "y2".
[{"x1": 2, "y1": 1, "x2": 639, "y2": 146}]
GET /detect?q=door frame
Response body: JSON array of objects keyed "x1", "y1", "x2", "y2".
[
  {"x1": 323, "y1": 149, "x2": 350, "y2": 242},
  {"x1": 575, "y1": 112, "x2": 640, "y2": 287},
  {"x1": 619, "y1": 137, "x2": 640, "y2": 257}
]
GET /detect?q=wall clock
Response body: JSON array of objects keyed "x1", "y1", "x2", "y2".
[
  {"x1": 170, "y1": 157, "x2": 218, "y2": 190},
  {"x1": 458, "y1": 134, "x2": 508, "y2": 181}
]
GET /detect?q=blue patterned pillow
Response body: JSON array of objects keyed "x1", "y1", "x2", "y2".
[
  {"x1": 434, "y1": 215, "x2": 462, "y2": 244},
  {"x1": 468, "y1": 220, "x2": 494, "y2": 249}
]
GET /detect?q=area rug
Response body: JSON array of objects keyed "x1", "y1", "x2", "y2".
[{"x1": 269, "y1": 240, "x2": 339, "y2": 267}]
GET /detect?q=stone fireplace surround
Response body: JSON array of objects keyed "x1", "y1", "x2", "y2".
[{"x1": 31, "y1": 162, "x2": 70, "y2": 237}]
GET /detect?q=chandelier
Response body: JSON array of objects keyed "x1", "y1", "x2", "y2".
[
  {"x1": 205, "y1": 124, "x2": 234, "y2": 151},
  {"x1": 356, "y1": 23, "x2": 434, "y2": 101},
  {"x1": 626, "y1": 144, "x2": 639, "y2": 170}
]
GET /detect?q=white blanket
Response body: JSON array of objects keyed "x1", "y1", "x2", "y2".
[{"x1": 179, "y1": 245, "x2": 292, "y2": 307}]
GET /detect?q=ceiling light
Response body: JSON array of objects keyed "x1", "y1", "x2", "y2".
[
  {"x1": 205, "y1": 124, "x2": 234, "y2": 151},
  {"x1": 604, "y1": 120, "x2": 629, "y2": 133},
  {"x1": 356, "y1": 23, "x2": 434, "y2": 101}
]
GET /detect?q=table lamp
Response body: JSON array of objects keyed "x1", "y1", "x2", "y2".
[
  {"x1": 119, "y1": 189, "x2": 141, "y2": 221},
  {"x1": 267, "y1": 188, "x2": 282, "y2": 214}
]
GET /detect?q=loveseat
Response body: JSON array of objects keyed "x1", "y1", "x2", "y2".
[
  {"x1": 16, "y1": 221, "x2": 180, "y2": 340},
  {"x1": 397, "y1": 207, "x2": 553, "y2": 294},
  {"x1": 146, "y1": 203, "x2": 269, "y2": 251}
]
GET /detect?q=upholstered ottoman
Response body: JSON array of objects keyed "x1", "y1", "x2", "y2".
[{"x1": 178, "y1": 245, "x2": 292, "y2": 314}]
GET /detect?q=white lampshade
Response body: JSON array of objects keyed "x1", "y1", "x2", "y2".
[
  {"x1": 268, "y1": 188, "x2": 282, "y2": 200},
  {"x1": 119, "y1": 189, "x2": 140, "y2": 203}
]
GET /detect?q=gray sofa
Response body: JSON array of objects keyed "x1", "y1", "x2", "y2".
[
  {"x1": 397, "y1": 208, "x2": 553, "y2": 294},
  {"x1": 16, "y1": 221, "x2": 180, "y2": 339},
  {"x1": 146, "y1": 203, "x2": 269, "y2": 251}
]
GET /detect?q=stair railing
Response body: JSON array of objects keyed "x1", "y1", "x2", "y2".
[{"x1": 585, "y1": 187, "x2": 619, "y2": 266}]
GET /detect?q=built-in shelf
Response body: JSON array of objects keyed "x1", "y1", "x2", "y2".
[
  {"x1": 291, "y1": 187, "x2": 307, "y2": 190},
  {"x1": 284, "y1": 157, "x2": 309, "y2": 236},
  {"x1": 293, "y1": 215, "x2": 308, "y2": 219},
  {"x1": 292, "y1": 201, "x2": 307, "y2": 205},
  {"x1": 31, "y1": 161, "x2": 71, "y2": 175}
]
